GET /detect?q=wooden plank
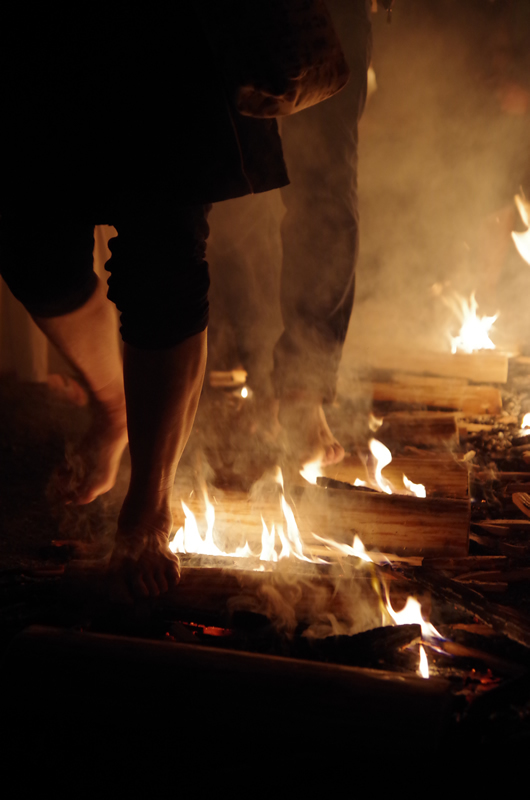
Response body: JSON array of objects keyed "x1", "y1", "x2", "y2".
[
  {"x1": 354, "y1": 378, "x2": 502, "y2": 415},
  {"x1": 321, "y1": 453, "x2": 469, "y2": 500},
  {"x1": 172, "y1": 482, "x2": 469, "y2": 558},
  {"x1": 358, "y1": 348, "x2": 508, "y2": 384},
  {"x1": 297, "y1": 487, "x2": 470, "y2": 557},
  {"x1": 377, "y1": 411, "x2": 458, "y2": 448}
]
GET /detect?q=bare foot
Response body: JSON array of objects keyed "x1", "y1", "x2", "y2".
[
  {"x1": 109, "y1": 506, "x2": 180, "y2": 601},
  {"x1": 51, "y1": 397, "x2": 128, "y2": 505},
  {"x1": 278, "y1": 399, "x2": 345, "y2": 467}
]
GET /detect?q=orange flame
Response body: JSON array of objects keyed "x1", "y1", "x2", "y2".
[
  {"x1": 443, "y1": 291, "x2": 497, "y2": 354},
  {"x1": 512, "y1": 193, "x2": 530, "y2": 265}
]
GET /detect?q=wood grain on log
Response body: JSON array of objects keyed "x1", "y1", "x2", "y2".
[
  {"x1": 378, "y1": 411, "x2": 458, "y2": 447},
  {"x1": 322, "y1": 453, "x2": 469, "y2": 500},
  {"x1": 354, "y1": 377, "x2": 502, "y2": 415},
  {"x1": 357, "y1": 348, "x2": 508, "y2": 384},
  {"x1": 173, "y1": 483, "x2": 470, "y2": 558}
]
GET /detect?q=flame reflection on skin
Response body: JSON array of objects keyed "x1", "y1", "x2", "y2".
[
  {"x1": 512, "y1": 194, "x2": 530, "y2": 265},
  {"x1": 443, "y1": 291, "x2": 497, "y2": 354}
]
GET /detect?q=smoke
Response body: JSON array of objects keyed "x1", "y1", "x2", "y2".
[
  {"x1": 229, "y1": 561, "x2": 382, "y2": 639},
  {"x1": 342, "y1": 2, "x2": 530, "y2": 382}
]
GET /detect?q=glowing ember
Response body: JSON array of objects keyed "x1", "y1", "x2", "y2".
[
  {"x1": 300, "y1": 459, "x2": 323, "y2": 485},
  {"x1": 418, "y1": 645, "x2": 429, "y2": 679},
  {"x1": 512, "y1": 193, "x2": 530, "y2": 265},
  {"x1": 403, "y1": 474, "x2": 427, "y2": 498},
  {"x1": 444, "y1": 291, "x2": 497, "y2": 354}
]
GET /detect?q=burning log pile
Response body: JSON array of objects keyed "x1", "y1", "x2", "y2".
[{"x1": 3, "y1": 304, "x2": 530, "y2": 758}]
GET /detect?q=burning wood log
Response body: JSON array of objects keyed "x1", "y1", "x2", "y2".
[
  {"x1": 403, "y1": 566, "x2": 530, "y2": 648},
  {"x1": 358, "y1": 348, "x2": 509, "y2": 384},
  {"x1": 298, "y1": 486, "x2": 470, "y2": 556},
  {"x1": 354, "y1": 376, "x2": 502, "y2": 415},
  {"x1": 322, "y1": 453, "x2": 469, "y2": 499}
]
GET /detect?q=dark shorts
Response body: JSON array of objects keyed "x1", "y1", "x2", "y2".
[{"x1": 0, "y1": 204, "x2": 211, "y2": 349}]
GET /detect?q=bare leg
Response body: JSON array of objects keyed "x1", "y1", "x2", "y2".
[
  {"x1": 32, "y1": 278, "x2": 128, "y2": 504},
  {"x1": 111, "y1": 331, "x2": 207, "y2": 598},
  {"x1": 278, "y1": 394, "x2": 344, "y2": 467}
]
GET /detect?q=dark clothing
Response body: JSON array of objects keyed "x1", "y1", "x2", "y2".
[
  {"x1": 0, "y1": 6, "x2": 288, "y2": 347},
  {"x1": 0, "y1": 205, "x2": 211, "y2": 349},
  {"x1": 208, "y1": 0, "x2": 372, "y2": 402},
  {"x1": 273, "y1": 0, "x2": 372, "y2": 402},
  {"x1": 0, "y1": 5, "x2": 288, "y2": 214}
]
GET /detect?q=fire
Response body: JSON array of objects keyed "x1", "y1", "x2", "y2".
[
  {"x1": 443, "y1": 291, "x2": 497, "y2": 354},
  {"x1": 418, "y1": 645, "x2": 429, "y2": 679},
  {"x1": 512, "y1": 193, "x2": 530, "y2": 265},
  {"x1": 367, "y1": 439, "x2": 426, "y2": 498},
  {"x1": 170, "y1": 468, "x2": 317, "y2": 564},
  {"x1": 300, "y1": 459, "x2": 323, "y2": 485},
  {"x1": 385, "y1": 594, "x2": 443, "y2": 642},
  {"x1": 369, "y1": 439, "x2": 394, "y2": 494},
  {"x1": 521, "y1": 412, "x2": 530, "y2": 429},
  {"x1": 403, "y1": 475, "x2": 427, "y2": 498}
]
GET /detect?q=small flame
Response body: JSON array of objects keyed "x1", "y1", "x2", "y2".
[
  {"x1": 300, "y1": 459, "x2": 323, "y2": 485},
  {"x1": 522, "y1": 412, "x2": 530, "y2": 429},
  {"x1": 312, "y1": 532, "x2": 390, "y2": 565},
  {"x1": 385, "y1": 594, "x2": 443, "y2": 641},
  {"x1": 512, "y1": 193, "x2": 530, "y2": 265},
  {"x1": 403, "y1": 474, "x2": 427, "y2": 498},
  {"x1": 241, "y1": 386, "x2": 249, "y2": 398},
  {"x1": 369, "y1": 439, "x2": 394, "y2": 494},
  {"x1": 368, "y1": 413, "x2": 383, "y2": 432},
  {"x1": 418, "y1": 645, "x2": 430, "y2": 679},
  {"x1": 444, "y1": 291, "x2": 497, "y2": 354}
]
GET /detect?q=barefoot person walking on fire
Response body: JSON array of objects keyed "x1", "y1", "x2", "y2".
[{"x1": 0, "y1": 3, "x2": 349, "y2": 599}]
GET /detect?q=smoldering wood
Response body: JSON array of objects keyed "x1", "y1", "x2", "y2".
[
  {"x1": 1, "y1": 625, "x2": 452, "y2": 755},
  {"x1": 354, "y1": 376, "x2": 503, "y2": 414},
  {"x1": 357, "y1": 348, "x2": 509, "y2": 384}
]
